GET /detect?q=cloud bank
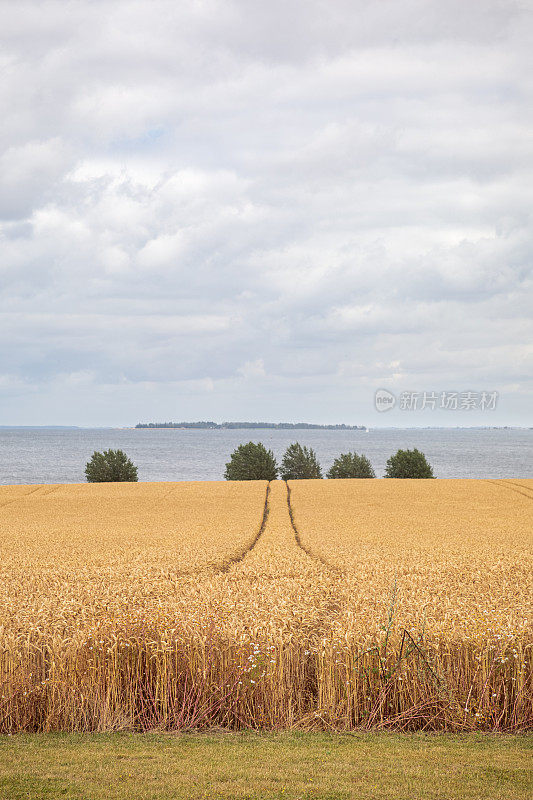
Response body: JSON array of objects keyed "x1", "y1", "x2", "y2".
[{"x1": 1, "y1": 0, "x2": 532, "y2": 425}]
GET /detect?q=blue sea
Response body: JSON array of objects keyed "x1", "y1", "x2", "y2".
[{"x1": 0, "y1": 427, "x2": 531, "y2": 484}]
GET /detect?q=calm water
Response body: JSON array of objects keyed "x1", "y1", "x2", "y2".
[{"x1": 0, "y1": 427, "x2": 531, "y2": 484}]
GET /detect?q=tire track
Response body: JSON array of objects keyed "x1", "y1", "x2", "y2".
[
  {"x1": 163, "y1": 481, "x2": 272, "y2": 581},
  {"x1": 284, "y1": 480, "x2": 342, "y2": 573},
  {"x1": 220, "y1": 482, "x2": 271, "y2": 573},
  {"x1": 38, "y1": 485, "x2": 60, "y2": 497},
  {"x1": 0, "y1": 485, "x2": 45, "y2": 510},
  {"x1": 484, "y1": 478, "x2": 533, "y2": 502},
  {"x1": 497, "y1": 479, "x2": 533, "y2": 496}
]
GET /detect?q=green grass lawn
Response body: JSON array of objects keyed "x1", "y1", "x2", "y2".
[{"x1": 0, "y1": 732, "x2": 531, "y2": 800}]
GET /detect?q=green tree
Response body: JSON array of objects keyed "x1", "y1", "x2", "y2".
[
  {"x1": 280, "y1": 443, "x2": 322, "y2": 480},
  {"x1": 224, "y1": 442, "x2": 278, "y2": 480},
  {"x1": 85, "y1": 449, "x2": 138, "y2": 482},
  {"x1": 384, "y1": 448, "x2": 435, "y2": 478},
  {"x1": 327, "y1": 451, "x2": 375, "y2": 479}
]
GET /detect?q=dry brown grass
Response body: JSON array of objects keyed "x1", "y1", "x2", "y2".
[{"x1": 0, "y1": 478, "x2": 531, "y2": 732}]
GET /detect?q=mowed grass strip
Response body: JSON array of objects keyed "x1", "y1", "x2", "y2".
[{"x1": 0, "y1": 732, "x2": 531, "y2": 800}]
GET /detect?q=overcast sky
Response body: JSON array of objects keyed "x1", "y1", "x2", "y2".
[{"x1": 1, "y1": 0, "x2": 532, "y2": 427}]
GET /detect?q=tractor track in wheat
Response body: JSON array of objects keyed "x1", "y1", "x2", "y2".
[
  {"x1": 484, "y1": 478, "x2": 533, "y2": 502},
  {"x1": 284, "y1": 480, "x2": 343, "y2": 573},
  {"x1": 219, "y1": 482, "x2": 271, "y2": 572},
  {"x1": 0, "y1": 484, "x2": 60, "y2": 510}
]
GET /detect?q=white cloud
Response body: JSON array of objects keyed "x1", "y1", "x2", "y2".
[
  {"x1": 238, "y1": 359, "x2": 266, "y2": 380},
  {"x1": 0, "y1": 138, "x2": 74, "y2": 218}
]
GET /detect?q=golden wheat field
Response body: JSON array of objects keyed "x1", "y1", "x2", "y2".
[{"x1": 0, "y1": 478, "x2": 531, "y2": 732}]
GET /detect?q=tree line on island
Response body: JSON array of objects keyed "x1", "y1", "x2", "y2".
[
  {"x1": 135, "y1": 421, "x2": 365, "y2": 430},
  {"x1": 84, "y1": 444, "x2": 434, "y2": 482}
]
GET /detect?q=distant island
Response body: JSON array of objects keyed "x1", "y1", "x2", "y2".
[{"x1": 135, "y1": 421, "x2": 366, "y2": 430}]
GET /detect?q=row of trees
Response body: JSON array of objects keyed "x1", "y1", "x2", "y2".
[
  {"x1": 84, "y1": 445, "x2": 434, "y2": 482},
  {"x1": 224, "y1": 442, "x2": 434, "y2": 480}
]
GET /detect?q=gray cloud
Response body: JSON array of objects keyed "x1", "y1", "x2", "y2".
[{"x1": 0, "y1": 0, "x2": 532, "y2": 426}]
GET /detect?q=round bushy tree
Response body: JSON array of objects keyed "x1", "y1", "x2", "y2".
[
  {"x1": 327, "y1": 452, "x2": 375, "y2": 479},
  {"x1": 384, "y1": 448, "x2": 434, "y2": 478},
  {"x1": 85, "y1": 449, "x2": 138, "y2": 482},
  {"x1": 224, "y1": 442, "x2": 278, "y2": 480},
  {"x1": 280, "y1": 443, "x2": 322, "y2": 480}
]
